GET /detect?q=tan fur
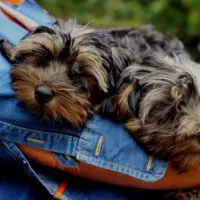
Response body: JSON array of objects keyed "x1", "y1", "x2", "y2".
[
  {"x1": 74, "y1": 46, "x2": 108, "y2": 92},
  {"x1": 126, "y1": 117, "x2": 200, "y2": 171},
  {"x1": 12, "y1": 33, "x2": 63, "y2": 59},
  {"x1": 116, "y1": 81, "x2": 135, "y2": 118},
  {"x1": 12, "y1": 64, "x2": 91, "y2": 128}
]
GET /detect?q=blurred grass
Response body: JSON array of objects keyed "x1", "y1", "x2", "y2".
[{"x1": 36, "y1": 0, "x2": 200, "y2": 61}]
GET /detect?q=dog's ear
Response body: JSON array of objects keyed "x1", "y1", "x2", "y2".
[
  {"x1": 71, "y1": 51, "x2": 108, "y2": 93},
  {"x1": 171, "y1": 73, "x2": 194, "y2": 102},
  {"x1": 69, "y1": 31, "x2": 114, "y2": 94}
]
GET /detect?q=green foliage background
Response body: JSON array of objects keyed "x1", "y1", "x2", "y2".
[{"x1": 36, "y1": 0, "x2": 200, "y2": 61}]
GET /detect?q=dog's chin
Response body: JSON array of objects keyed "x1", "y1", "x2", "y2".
[
  {"x1": 20, "y1": 95, "x2": 90, "y2": 128},
  {"x1": 13, "y1": 82, "x2": 91, "y2": 128},
  {"x1": 41, "y1": 96, "x2": 91, "y2": 128}
]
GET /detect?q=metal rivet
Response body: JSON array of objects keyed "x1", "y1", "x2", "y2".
[{"x1": 22, "y1": 160, "x2": 27, "y2": 165}]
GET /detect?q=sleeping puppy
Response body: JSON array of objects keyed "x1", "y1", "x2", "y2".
[{"x1": 1, "y1": 19, "x2": 199, "y2": 172}]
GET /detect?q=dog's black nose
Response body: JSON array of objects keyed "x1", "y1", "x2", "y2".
[{"x1": 35, "y1": 86, "x2": 53, "y2": 104}]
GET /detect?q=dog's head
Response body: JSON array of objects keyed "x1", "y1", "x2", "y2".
[
  {"x1": 120, "y1": 53, "x2": 200, "y2": 168},
  {"x1": 10, "y1": 20, "x2": 113, "y2": 127}
]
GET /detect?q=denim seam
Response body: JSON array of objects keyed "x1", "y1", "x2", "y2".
[
  {"x1": 0, "y1": 120, "x2": 76, "y2": 138},
  {"x1": 79, "y1": 124, "x2": 165, "y2": 176},
  {"x1": 79, "y1": 123, "x2": 165, "y2": 177},
  {"x1": 3, "y1": 142, "x2": 70, "y2": 198},
  {"x1": 2, "y1": 142, "x2": 55, "y2": 192},
  {"x1": 3, "y1": 142, "x2": 56, "y2": 183},
  {"x1": 0, "y1": 121, "x2": 166, "y2": 178},
  {"x1": 77, "y1": 150, "x2": 165, "y2": 177}
]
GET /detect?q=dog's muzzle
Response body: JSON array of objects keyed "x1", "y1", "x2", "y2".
[{"x1": 35, "y1": 85, "x2": 54, "y2": 104}]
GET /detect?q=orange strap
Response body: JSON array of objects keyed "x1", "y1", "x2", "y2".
[
  {"x1": 54, "y1": 179, "x2": 68, "y2": 199},
  {"x1": 2, "y1": 0, "x2": 24, "y2": 5}
]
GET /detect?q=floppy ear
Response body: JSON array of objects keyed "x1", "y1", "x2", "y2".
[
  {"x1": 70, "y1": 49, "x2": 109, "y2": 94},
  {"x1": 171, "y1": 73, "x2": 194, "y2": 101}
]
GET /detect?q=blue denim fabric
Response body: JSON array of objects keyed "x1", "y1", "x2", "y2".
[
  {"x1": 0, "y1": 1, "x2": 168, "y2": 199},
  {"x1": 0, "y1": 144, "x2": 154, "y2": 200}
]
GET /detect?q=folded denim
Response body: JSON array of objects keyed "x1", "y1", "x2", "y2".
[{"x1": 0, "y1": 1, "x2": 168, "y2": 199}]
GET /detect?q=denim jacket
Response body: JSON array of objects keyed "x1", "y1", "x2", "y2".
[{"x1": 0, "y1": 1, "x2": 167, "y2": 199}]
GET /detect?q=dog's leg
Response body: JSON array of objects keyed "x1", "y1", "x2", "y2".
[
  {"x1": 0, "y1": 39, "x2": 14, "y2": 63},
  {"x1": 126, "y1": 117, "x2": 200, "y2": 172},
  {"x1": 99, "y1": 77, "x2": 140, "y2": 121}
]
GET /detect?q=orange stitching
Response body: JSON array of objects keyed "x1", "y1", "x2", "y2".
[{"x1": 54, "y1": 179, "x2": 68, "y2": 199}]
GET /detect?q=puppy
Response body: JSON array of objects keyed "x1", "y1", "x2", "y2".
[{"x1": 1, "y1": 19, "x2": 200, "y2": 172}]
